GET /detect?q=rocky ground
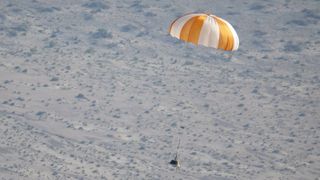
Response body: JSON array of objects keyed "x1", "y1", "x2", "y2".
[{"x1": 0, "y1": 0, "x2": 319, "y2": 179}]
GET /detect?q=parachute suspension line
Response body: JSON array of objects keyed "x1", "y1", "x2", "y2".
[
  {"x1": 228, "y1": 51, "x2": 234, "y2": 60},
  {"x1": 175, "y1": 114, "x2": 183, "y2": 158},
  {"x1": 223, "y1": 51, "x2": 234, "y2": 61},
  {"x1": 170, "y1": 114, "x2": 182, "y2": 168},
  {"x1": 170, "y1": 137, "x2": 181, "y2": 169},
  {"x1": 177, "y1": 134, "x2": 181, "y2": 168},
  {"x1": 170, "y1": 118, "x2": 182, "y2": 169},
  {"x1": 175, "y1": 138, "x2": 181, "y2": 159}
]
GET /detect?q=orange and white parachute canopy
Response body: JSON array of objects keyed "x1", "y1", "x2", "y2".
[{"x1": 169, "y1": 13, "x2": 239, "y2": 51}]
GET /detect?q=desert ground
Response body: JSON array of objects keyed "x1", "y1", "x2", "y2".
[{"x1": 0, "y1": 0, "x2": 319, "y2": 179}]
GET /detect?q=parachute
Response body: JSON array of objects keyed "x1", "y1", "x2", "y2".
[
  {"x1": 169, "y1": 13, "x2": 239, "y2": 51},
  {"x1": 168, "y1": 13, "x2": 239, "y2": 167}
]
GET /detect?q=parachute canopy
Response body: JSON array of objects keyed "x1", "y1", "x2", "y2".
[{"x1": 169, "y1": 13, "x2": 239, "y2": 51}]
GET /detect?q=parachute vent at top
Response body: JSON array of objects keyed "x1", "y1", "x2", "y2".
[{"x1": 169, "y1": 13, "x2": 239, "y2": 51}]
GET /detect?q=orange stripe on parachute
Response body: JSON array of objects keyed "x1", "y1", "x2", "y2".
[
  {"x1": 180, "y1": 17, "x2": 197, "y2": 43},
  {"x1": 213, "y1": 16, "x2": 234, "y2": 51},
  {"x1": 180, "y1": 15, "x2": 206, "y2": 45},
  {"x1": 188, "y1": 15, "x2": 206, "y2": 44}
]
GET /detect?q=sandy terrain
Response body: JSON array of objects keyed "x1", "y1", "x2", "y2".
[{"x1": 0, "y1": 0, "x2": 319, "y2": 179}]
